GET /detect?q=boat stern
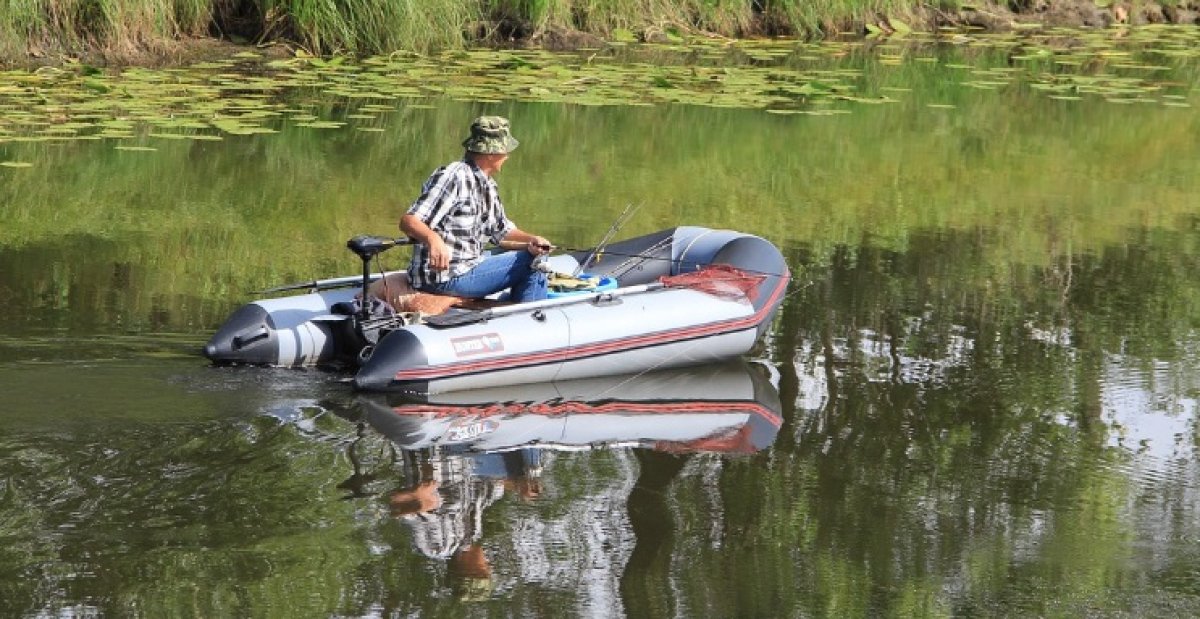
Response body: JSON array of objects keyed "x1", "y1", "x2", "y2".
[
  {"x1": 203, "y1": 302, "x2": 280, "y2": 365},
  {"x1": 353, "y1": 329, "x2": 430, "y2": 392},
  {"x1": 204, "y1": 290, "x2": 352, "y2": 366}
]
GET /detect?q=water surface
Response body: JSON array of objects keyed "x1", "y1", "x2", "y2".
[{"x1": 2, "y1": 32, "x2": 1200, "y2": 617}]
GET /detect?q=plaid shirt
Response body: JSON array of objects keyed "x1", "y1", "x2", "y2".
[{"x1": 406, "y1": 159, "x2": 515, "y2": 288}]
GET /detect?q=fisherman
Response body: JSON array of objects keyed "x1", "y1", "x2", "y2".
[{"x1": 400, "y1": 116, "x2": 552, "y2": 303}]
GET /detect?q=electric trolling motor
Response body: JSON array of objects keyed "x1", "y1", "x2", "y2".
[
  {"x1": 343, "y1": 235, "x2": 412, "y2": 362},
  {"x1": 346, "y1": 235, "x2": 408, "y2": 318}
]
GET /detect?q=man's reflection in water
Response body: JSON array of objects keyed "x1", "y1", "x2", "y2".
[{"x1": 385, "y1": 447, "x2": 542, "y2": 599}]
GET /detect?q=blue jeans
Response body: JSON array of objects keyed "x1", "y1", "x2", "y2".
[{"x1": 422, "y1": 251, "x2": 548, "y2": 303}]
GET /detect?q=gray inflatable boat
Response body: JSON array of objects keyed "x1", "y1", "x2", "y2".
[{"x1": 204, "y1": 226, "x2": 790, "y2": 394}]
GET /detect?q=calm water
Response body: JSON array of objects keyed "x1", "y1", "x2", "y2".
[{"x1": 2, "y1": 34, "x2": 1200, "y2": 617}]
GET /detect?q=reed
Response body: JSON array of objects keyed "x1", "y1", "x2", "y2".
[
  {"x1": 759, "y1": 0, "x2": 918, "y2": 34},
  {"x1": 0, "y1": 0, "x2": 1165, "y2": 58},
  {"x1": 0, "y1": 0, "x2": 213, "y2": 57},
  {"x1": 245, "y1": 0, "x2": 485, "y2": 52},
  {"x1": 571, "y1": 0, "x2": 756, "y2": 36},
  {"x1": 0, "y1": 0, "x2": 931, "y2": 59},
  {"x1": 489, "y1": 0, "x2": 575, "y2": 31}
]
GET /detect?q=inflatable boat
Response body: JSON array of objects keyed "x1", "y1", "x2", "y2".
[
  {"x1": 355, "y1": 361, "x2": 782, "y2": 455},
  {"x1": 204, "y1": 226, "x2": 790, "y2": 394}
]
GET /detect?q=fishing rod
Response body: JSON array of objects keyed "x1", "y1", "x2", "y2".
[
  {"x1": 254, "y1": 225, "x2": 791, "y2": 297},
  {"x1": 491, "y1": 239, "x2": 792, "y2": 281},
  {"x1": 253, "y1": 236, "x2": 411, "y2": 295},
  {"x1": 425, "y1": 281, "x2": 665, "y2": 328},
  {"x1": 549, "y1": 244, "x2": 794, "y2": 280},
  {"x1": 254, "y1": 236, "x2": 554, "y2": 295},
  {"x1": 574, "y1": 202, "x2": 644, "y2": 277}
]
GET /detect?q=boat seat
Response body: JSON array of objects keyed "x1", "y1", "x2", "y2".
[{"x1": 365, "y1": 272, "x2": 502, "y2": 316}]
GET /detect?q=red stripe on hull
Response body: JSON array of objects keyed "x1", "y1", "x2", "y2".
[{"x1": 392, "y1": 400, "x2": 784, "y2": 428}]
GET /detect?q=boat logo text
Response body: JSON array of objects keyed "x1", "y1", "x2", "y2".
[
  {"x1": 451, "y1": 333, "x2": 505, "y2": 357},
  {"x1": 446, "y1": 418, "x2": 501, "y2": 442}
]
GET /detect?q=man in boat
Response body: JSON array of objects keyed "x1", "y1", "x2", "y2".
[{"x1": 400, "y1": 116, "x2": 552, "y2": 303}]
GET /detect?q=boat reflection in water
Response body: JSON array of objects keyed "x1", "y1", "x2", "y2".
[
  {"x1": 359, "y1": 359, "x2": 782, "y2": 454},
  {"x1": 350, "y1": 361, "x2": 781, "y2": 598}
]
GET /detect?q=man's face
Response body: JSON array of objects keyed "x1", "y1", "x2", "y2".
[{"x1": 478, "y1": 152, "x2": 509, "y2": 174}]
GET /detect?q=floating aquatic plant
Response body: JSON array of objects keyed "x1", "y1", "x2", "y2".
[{"x1": 0, "y1": 27, "x2": 1195, "y2": 148}]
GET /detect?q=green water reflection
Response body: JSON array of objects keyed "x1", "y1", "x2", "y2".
[{"x1": 2, "y1": 34, "x2": 1200, "y2": 617}]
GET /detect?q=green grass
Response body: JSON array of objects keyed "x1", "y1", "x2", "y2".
[
  {"x1": 0, "y1": 0, "x2": 931, "y2": 58},
  {"x1": 267, "y1": 0, "x2": 480, "y2": 53},
  {"x1": 761, "y1": 0, "x2": 919, "y2": 35},
  {"x1": 0, "y1": 0, "x2": 1181, "y2": 58},
  {"x1": 0, "y1": 0, "x2": 213, "y2": 57},
  {"x1": 490, "y1": 0, "x2": 574, "y2": 31},
  {"x1": 570, "y1": 0, "x2": 756, "y2": 36}
]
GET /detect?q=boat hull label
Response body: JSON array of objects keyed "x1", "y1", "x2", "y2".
[
  {"x1": 445, "y1": 418, "x2": 501, "y2": 442},
  {"x1": 451, "y1": 333, "x2": 505, "y2": 357}
]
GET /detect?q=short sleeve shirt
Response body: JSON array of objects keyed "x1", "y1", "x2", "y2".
[{"x1": 406, "y1": 159, "x2": 516, "y2": 287}]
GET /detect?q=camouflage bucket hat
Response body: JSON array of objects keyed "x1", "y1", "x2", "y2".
[{"x1": 462, "y1": 116, "x2": 519, "y2": 154}]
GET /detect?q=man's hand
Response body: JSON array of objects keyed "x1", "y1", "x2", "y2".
[
  {"x1": 400, "y1": 213, "x2": 452, "y2": 271},
  {"x1": 498, "y1": 233, "x2": 553, "y2": 254},
  {"x1": 428, "y1": 236, "x2": 452, "y2": 271},
  {"x1": 526, "y1": 236, "x2": 552, "y2": 256}
]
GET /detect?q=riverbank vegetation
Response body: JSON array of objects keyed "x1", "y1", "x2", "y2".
[{"x1": 2, "y1": 0, "x2": 1198, "y2": 62}]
